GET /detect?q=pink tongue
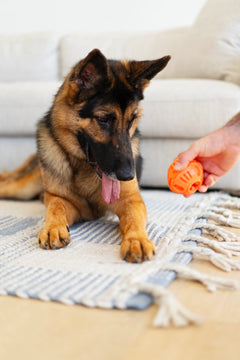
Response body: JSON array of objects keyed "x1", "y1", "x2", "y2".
[{"x1": 102, "y1": 173, "x2": 121, "y2": 204}]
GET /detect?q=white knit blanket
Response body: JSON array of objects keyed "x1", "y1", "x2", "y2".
[{"x1": 0, "y1": 190, "x2": 240, "y2": 327}]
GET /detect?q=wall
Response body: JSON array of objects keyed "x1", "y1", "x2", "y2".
[{"x1": 0, "y1": 0, "x2": 207, "y2": 34}]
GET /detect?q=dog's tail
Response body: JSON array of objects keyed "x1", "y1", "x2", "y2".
[{"x1": 0, "y1": 154, "x2": 43, "y2": 200}]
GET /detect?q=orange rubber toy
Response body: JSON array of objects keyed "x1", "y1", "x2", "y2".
[{"x1": 167, "y1": 158, "x2": 204, "y2": 196}]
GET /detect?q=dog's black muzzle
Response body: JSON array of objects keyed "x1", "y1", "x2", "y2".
[
  {"x1": 77, "y1": 132, "x2": 135, "y2": 181},
  {"x1": 114, "y1": 157, "x2": 135, "y2": 181}
]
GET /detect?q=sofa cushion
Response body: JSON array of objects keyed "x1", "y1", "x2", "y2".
[
  {"x1": 59, "y1": 29, "x2": 187, "y2": 79},
  {"x1": 0, "y1": 81, "x2": 61, "y2": 136},
  {"x1": 0, "y1": 32, "x2": 59, "y2": 81},
  {"x1": 140, "y1": 78, "x2": 240, "y2": 138},
  {"x1": 158, "y1": 0, "x2": 240, "y2": 85}
]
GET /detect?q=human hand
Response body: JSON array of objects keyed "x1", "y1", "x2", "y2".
[{"x1": 174, "y1": 117, "x2": 240, "y2": 195}]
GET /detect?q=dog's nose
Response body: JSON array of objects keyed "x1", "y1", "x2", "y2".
[{"x1": 115, "y1": 165, "x2": 135, "y2": 181}]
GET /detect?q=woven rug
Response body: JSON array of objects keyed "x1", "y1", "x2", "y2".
[{"x1": 1, "y1": 190, "x2": 240, "y2": 327}]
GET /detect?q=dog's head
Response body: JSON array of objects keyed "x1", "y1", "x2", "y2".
[{"x1": 56, "y1": 49, "x2": 170, "y2": 202}]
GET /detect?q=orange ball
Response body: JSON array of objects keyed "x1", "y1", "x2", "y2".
[{"x1": 167, "y1": 158, "x2": 204, "y2": 195}]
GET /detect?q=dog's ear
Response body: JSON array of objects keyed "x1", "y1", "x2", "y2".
[
  {"x1": 129, "y1": 55, "x2": 171, "y2": 89},
  {"x1": 68, "y1": 49, "x2": 111, "y2": 101}
]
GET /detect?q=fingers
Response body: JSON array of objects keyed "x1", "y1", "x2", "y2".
[
  {"x1": 174, "y1": 144, "x2": 199, "y2": 171},
  {"x1": 197, "y1": 174, "x2": 219, "y2": 194},
  {"x1": 204, "y1": 174, "x2": 218, "y2": 187}
]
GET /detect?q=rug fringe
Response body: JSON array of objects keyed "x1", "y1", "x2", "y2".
[
  {"x1": 115, "y1": 282, "x2": 203, "y2": 327},
  {"x1": 182, "y1": 193, "x2": 240, "y2": 270},
  {"x1": 152, "y1": 291, "x2": 202, "y2": 327},
  {"x1": 216, "y1": 194, "x2": 240, "y2": 210},
  {"x1": 137, "y1": 258, "x2": 238, "y2": 327},
  {"x1": 192, "y1": 222, "x2": 239, "y2": 242},
  {"x1": 162, "y1": 263, "x2": 239, "y2": 292},
  {"x1": 179, "y1": 244, "x2": 240, "y2": 272},
  {"x1": 186, "y1": 233, "x2": 240, "y2": 257},
  {"x1": 202, "y1": 206, "x2": 240, "y2": 228},
  {"x1": 138, "y1": 283, "x2": 202, "y2": 327}
]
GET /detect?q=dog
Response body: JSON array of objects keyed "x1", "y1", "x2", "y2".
[{"x1": 0, "y1": 49, "x2": 170, "y2": 263}]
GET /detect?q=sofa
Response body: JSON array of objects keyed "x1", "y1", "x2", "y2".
[{"x1": 0, "y1": 0, "x2": 240, "y2": 192}]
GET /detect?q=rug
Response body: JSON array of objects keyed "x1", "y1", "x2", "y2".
[{"x1": 0, "y1": 190, "x2": 240, "y2": 327}]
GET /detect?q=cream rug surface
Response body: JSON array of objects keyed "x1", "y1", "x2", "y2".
[{"x1": 0, "y1": 190, "x2": 240, "y2": 327}]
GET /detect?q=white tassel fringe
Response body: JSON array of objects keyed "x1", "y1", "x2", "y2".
[
  {"x1": 162, "y1": 263, "x2": 239, "y2": 292},
  {"x1": 192, "y1": 222, "x2": 239, "y2": 242},
  {"x1": 203, "y1": 206, "x2": 240, "y2": 228},
  {"x1": 126, "y1": 282, "x2": 202, "y2": 327},
  {"x1": 179, "y1": 244, "x2": 240, "y2": 272},
  {"x1": 186, "y1": 233, "x2": 240, "y2": 257}
]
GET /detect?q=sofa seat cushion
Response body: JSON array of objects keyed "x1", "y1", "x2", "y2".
[
  {"x1": 140, "y1": 78, "x2": 240, "y2": 138},
  {"x1": 0, "y1": 81, "x2": 61, "y2": 136}
]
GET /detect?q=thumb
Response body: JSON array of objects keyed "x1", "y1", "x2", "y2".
[{"x1": 174, "y1": 144, "x2": 198, "y2": 171}]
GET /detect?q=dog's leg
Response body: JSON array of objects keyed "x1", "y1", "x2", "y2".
[
  {"x1": 111, "y1": 181, "x2": 155, "y2": 263},
  {"x1": 38, "y1": 192, "x2": 93, "y2": 250},
  {"x1": 38, "y1": 193, "x2": 78, "y2": 249},
  {"x1": 0, "y1": 154, "x2": 42, "y2": 199}
]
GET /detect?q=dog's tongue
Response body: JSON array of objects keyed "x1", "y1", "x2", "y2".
[{"x1": 102, "y1": 173, "x2": 120, "y2": 204}]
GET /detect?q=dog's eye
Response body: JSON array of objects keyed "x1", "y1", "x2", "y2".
[
  {"x1": 95, "y1": 116, "x2": 109, "y2": 128},
  {"x1": 128, "y1": 114, "x2": 137, "y2": 130},
  {"x1": 95, "y1": 114, "x2": 116, "y2": 129},
  {"x1": 96, "y1": 116, "x2": 108, "y2": 124}
]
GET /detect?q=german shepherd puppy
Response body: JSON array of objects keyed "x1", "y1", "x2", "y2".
[{"x1": 0, "y1": 49, "x2": 170, "y2": 263}]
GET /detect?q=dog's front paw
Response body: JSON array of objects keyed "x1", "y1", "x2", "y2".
[
  {"x1": 121, "y1": 237, "x2": 155, "y2": 263},
  {"x1": 38, "y1": 224, "x2": 70, "y2": 250}
]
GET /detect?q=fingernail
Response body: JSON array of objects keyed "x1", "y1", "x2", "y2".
[{"x1": 199, "y1": 185, "x2": 208, "y2": 192}]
